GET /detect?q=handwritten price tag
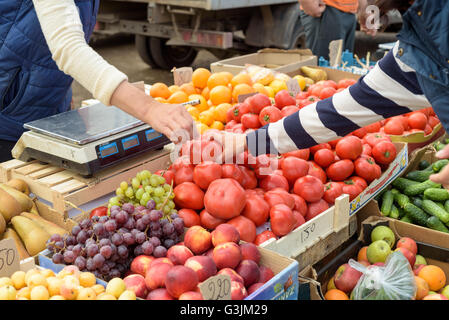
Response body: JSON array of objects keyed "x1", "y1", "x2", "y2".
[
  {"x1": 286, "y1": 78, "x2": 301, "y2": 97},
  {"x1": 172, "y1": 67, "x2": 193, "y2": 86},
  {"x1": 0, "y1": 239, "x2": 20, "y2": 277},
  {"x1": 237, "y1": 92, "x2": 258, "y2": 104},
  {"x1": 300, "y1": 222, "x2": 316, "y2": 244},
  {"x1": 198, "y1": 274, "x2": 231, "y2": 300}
]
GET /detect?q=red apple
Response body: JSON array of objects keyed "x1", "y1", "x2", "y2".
[
  {"x1": 334, "y1": 263, "x2": 363, "y2": 293},
  {"x1": 213, "y1": 242, "x2": 242, "y2": 270},
  {"x1": 211, "y1": 224, "x2": 240, "y2": 246},
  {"x1": 184, "y1": 226, "x2": 213, "y2": 255},
  {"x1": 178, "y1": 291, "x2": 204, "y2": 300},
  {"x1": 145, "y1": 263, "x2": 173, "y2": 290},
  {"x1": 123, "y1": 274, "x2": 148, "y2": 299},
  {"x1": 395, "y1": 247, "x2": 416, "y2": 267},
  {"x1": 150, "y1": 257, "x2": 174, "y2": 268},
  {"x1": 396, "y1": 237, "x2": 418, "y2": 255}
]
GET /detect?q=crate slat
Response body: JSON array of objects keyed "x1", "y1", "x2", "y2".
[
  {"x1": 14, "y1": 162, "x2": 50, "y2": 176},
  {"x1": 38, "y1": 171, "x2": 78, "y2": 187},
  {"x1": 28, "y1": 166, "x2": 65, "y2": 179},
  {"x1": 51, "y1": 179, "x2": 87, "y2": 195}
]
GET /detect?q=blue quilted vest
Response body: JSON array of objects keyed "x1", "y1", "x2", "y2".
[{"x1": 0, "y1": 0, "x2": 99, "y2": 141}]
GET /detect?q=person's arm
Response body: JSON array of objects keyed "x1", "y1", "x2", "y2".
[
  {"x1": 32, "y1": 0, "x2": 194, "y2": 141},
  {"x1": 299, "y1": 0, "x2": 326, "y2": 17}
]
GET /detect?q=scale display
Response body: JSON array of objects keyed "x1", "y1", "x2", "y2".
[
  {"x1": 99, "y1": 142, "x2": 119, "y2": 158},
  {"x1": 145, "y1": 129, "x2": 163, "y2": 142},
  {"x1": 122, "y1": 134, "x2": 140, "y2": 150}
]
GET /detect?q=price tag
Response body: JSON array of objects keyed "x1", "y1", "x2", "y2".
[
  {"x1": 237, "y1": 92, "x2": 258, "y2": 104},
  {"x1": 0, "y1": 239, "x2": 20, "y2": 277},
  {"x1": 172, "y1": 67, "x2": 193, "y2": 86},
  {"x1": 286, "y1": 78, "x2": 301, "y2": 97},
  {"x1": 300, "y1": 222, "x2": 316, "y2": 244},
  {"x1": 198, "y1": 274, "x2": 231, "y2": 300}
]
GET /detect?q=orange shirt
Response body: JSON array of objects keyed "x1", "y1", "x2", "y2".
[{"x1": 323, "y1": 0, "x2": 358, "y2": 13}]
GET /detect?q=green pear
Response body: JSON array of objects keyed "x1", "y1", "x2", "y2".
[
  {"x1": 371, "y1": 226, "x2": 395, "y2": 248},
  {"x1": 11, "y1": 216, "x2": 50, "y2": 256},
  {"x1": 367, "y1": 240, "x2": 392, "y2": 264}
]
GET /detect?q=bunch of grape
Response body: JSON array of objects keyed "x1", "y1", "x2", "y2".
[
  {"x1": 108, "y1": 169, "x2": 176, "y2": 216},
  {"x1": 46, "y1": 202, "x2": 184, "y2": 282}
]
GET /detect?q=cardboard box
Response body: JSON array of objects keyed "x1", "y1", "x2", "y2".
[{"x1": 210, "y1": 48, "x2": 317, "y2": 75}]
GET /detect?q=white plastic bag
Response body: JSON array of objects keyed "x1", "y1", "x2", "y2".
[{"x1": 349, "y1": 251, "x2": 416, "y2": 300}]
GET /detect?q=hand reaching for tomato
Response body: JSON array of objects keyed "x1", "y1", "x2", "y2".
[{"x1": 430, "y1": 144, "x2": 449, "y2": 189}]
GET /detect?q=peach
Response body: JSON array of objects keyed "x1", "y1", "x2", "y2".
[
  {"x1": 145, "y1": 263, "x2": 173, "y2": 290},
  {"x1": 415, "y1": 276, "x2": 429, "y2": 300},
  {"x1": 130, "y1": 255, "x2": 155, "y2": 277},
  {"x1": 203, "y1": 248, "x2": 214, "y2": 259},
  {"x1": 258, "y1": 266, "x2": 274, "y2": 283},
  {"x1": 184, "y1": 226, "x2": 213, "y2": 255},
  {"x1": 247, "y1": 283, "x2": 264, "y2": 295},
  {"x1": 236, "y1": 260, "x2": 260, "y2": 287},
  {"x1": 123, "y1": 274, "x2": 148, "y2": 299},
  {"x1": 240, "y1": 243, "x2": 261, "y2": 264},
  {"x1": 165, "y1": 266, "x2": 199, "y2": 298},
  {"x1": 217, "y1": 268, "x2": 244, "y2": 284},
  {"x1": 150, "y1": 257, "x2": 174, "y2": 268},
  {"x1": 184, "y1": 256, "x2": 217, "y2": 282},
  {"x1": 231, "y1": 281, "x2": 248, "y2": 300},
  {"x1": 167, "y1": 245, "x2": 194, "y2": 265},
  {"x1": 60, "y1": 265, "x2": 80, "y2": 279},
  {"x1": 178, "y1": 291, "x2": 204, "y2": 300},
  {"x1": 146, "y1": 288, "x2": 175, "y2": 300},
  {"x1": 60, "y1": 280, "x2": 79, "y2": 300},
  {"x1": 77, "y1": 287, "x2": 97, "y2": 300},
  {"x1": 213, "y1": 242, "x2": 242, "y2": 270},
  {"x1": 211, "y1": 224, "x2": 240, "y2": 247}
]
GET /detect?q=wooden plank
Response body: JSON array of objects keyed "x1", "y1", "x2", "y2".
[
  {"x1": 28, "y1": 166, "x2": 65, "y2": 179},
  {"x1": 0, "y1": 159, "x2": 31, "y2": 171},
  {"x1": 51, "y1": 179, "x2": 87, "y2": 195},
  {"x1": 38, "y1": 171, "x2": 78, "y2": 187},
  {"x1": 14, "y1": 163, "x2": 51, "y2": 176}
]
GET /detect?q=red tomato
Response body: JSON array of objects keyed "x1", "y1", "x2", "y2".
[
  {"x1": 239, "y1": 166, "x2": 258, "y2": 189},
  {"x1": 362, "y1": 144, "x2": 372, "y2": 156},
  {"x1": 351, "y1": 127, "x2": 368, "y2": 139},
  {"x1": 349, "y1": 176, "x2": 368, "y2": 190},
  {"x1": 242, "y1": 195, "x2": 270, "y2": 226},
  {"x1": 323, "y1": 182, "x2": 343, "y2": 204},
  {"x1": 281, "y1": 106, "x2": 300, "y2": 118},
  {"x1": 253, "y1": 154, "x2": 279, "y2": 174},
  {"x1": 326, "y1": 160, "x2": 354, "y2": 181},
  {"x1": 269, "y1": 204, "x2": 296, "y2": 237},
  {"x1": 232, "y1": 123, "x2": 246, "y2": 134},
  {"x1": 241, "y1": 113, "x2": 261, "y2": 129},
  {"x1": 282, "y1": 149, "x2": 310, "y2": 160},
  {"x1": 309, "y1": 84, "x2": 324, "y2": 97},
  {"x1": 428, "y1": 116, "x2": 440, "y2": 128},
  {"x1": 174, "y1": 182, "x2": 205, "y2": 210},
  {"x1": 354, "y1": 156, "x2": 382, "y2": 183},
  {"x1": 204, "y1": 178, "x2": 246, "y2": 219},
  {"x1": 221, "y1": 164, "x2": 244, "y2": 185},
  {"x1": 155, "y1": 170, "x2": 175, "y2": 186},
  {"x1": 324, "y1": 80, "x2": 338, "y2": 89},
  {"x1": 298, "y1": 96, "x2": 320, "y2": 109},
  {"x1": 372, "y1": 141, "x2": 397, "y2": 165},
  {"x1": 247, "y1": 93, "x2": 271, "y2": 114},
  {"x1": 424, "y1": 124, "x2": 433, "y2": 135},
  {"x1": 319, "y1": 87, "x2": 337, "y2": 100},
  {"x1": 293, "y1": 175, "x2": 324, "y2": 203},
  {"x1": 281, "y1": 157, "x2": 309, "y2": 184},
  {"x1": 238, "y1": 101, "x2": 252, "y2": 116},
  {"x1": 193, "y1": 161, "x2": 222, "y2": 190},
  {"x1": 291, "y1": 194, "x2": 307, "y2": 217},
  {"x1": 267, "y1": 188, "x2": 295, "y2": 209},
  {"x1": 259, "y1": 106, "x2": 282, "y2": 126},
  {"x1": 313, "y1": 149, "x2": 335, "y2": 168},
  {"x1": 408, "y1": 112, "x2": 428, "y2": 130},
  {"x1": 308, "y1": 161, "x2": 327, "y2": 184},
  {"x1": 363, "y1": 132, "x2": 392, "y2": 147},
  {"x1": 225, "y1": 120, "x2": 237, "y2": 131},
  {"x1": 174, "y1": 166, "x2": 194, "y2": 185},
  {"x1": 200, "y1": 209, "x2": 226, "y2": 230},
  {"x1": 339, "y1": 180, "x2": 363, "y2": 201},
  {"x1": 178, "y1": 209, "x2": 201, "y2": 227},
  {"x1": 171, "y1": 155, "x2": 193, "y2": 172},
  {"x1": 90, "y1": 206, "x2": 108, "y2": 219},
  {"x1": 227, "y1": 104, "x2": 242, "y2": 123},
  {"x1": 310, "y1": 143, "x2": 332, "y2": 156},
  {"x1": 337, "y1": 79, "x2": 357, "y2": 89},
  {"x1": 384, "y1": 119, "x2": 405, "y2": 135},
  {"x1": 254, "y1": 230, "x2": 277, "y2": 246},
  {"x1": 305, "y1": 199, "x2": 329, "y2": 221},
  {"x1": 292, "y1": 210, "x2": 306, "y2": 229},
  {"x1": 328, "y1": 138, "x2": 342, "y2": 149},
  {"x1": 274, "y1": 90, "x2": 296, "y2": 109},
  {"x1": 364, "y1": 122, "x2": 382, "y2": 133},
  {"x1": 296, "y1": 92, "x2": 309, "y2": 100},
  {"x1": 227, "y1": 216, "x2": 257, "y2": 243},
  {"x1": 259, "y1": 174, "x2": 289, "y2": 192},
  {"x1": 335, "y1": 136, "x2": 363, "y2": 160}
]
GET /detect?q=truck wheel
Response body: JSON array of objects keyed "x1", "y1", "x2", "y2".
[
  {"x1": 135, "y1": 35, "x2": 158, "y2": 68},
  {"x1": 149, "y1": 37, "x2": 198, "y2": 70}
]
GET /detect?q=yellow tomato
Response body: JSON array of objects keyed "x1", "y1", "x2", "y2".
[
  {"x1": 210, "y1": 121, "x2": 224, "y2": 131},
  {"x1": 304, "y1": 77, "x2": 315, "y2": 86},
  {"x1": 264, "y1": 86, "x2": 275, "y2": 98},
  {"x1": 196, "y1": 122, "x2": 209, "y2": 134},
  {"x1": 269, "y1": 79, "x2": 287, "y2": 93},
  {"x1": 252, "y1": 83, "x2": 269, "y2": 96},
  {"x1": 293, "y1": 75, "x2": 307, "y2": 91},
  {"x1": 214, "y1": 103, "x2": 232, "y2": 123},
  {"x1": 188, "y1": 94, "x2": 208, "y2": 112},
  {"x1": 186, "y1": 106, "x2": 200, "y2": 120},
  {"x1": 199, "y1": 110, "x2": 214, "y2": 126}
]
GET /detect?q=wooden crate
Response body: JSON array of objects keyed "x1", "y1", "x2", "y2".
[{"x1": 0, "y1": 149, "x2": 172, "y2": 217}]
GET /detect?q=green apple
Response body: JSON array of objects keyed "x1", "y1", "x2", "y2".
[
  {"x1": 428, "y1": 291, "x2": 437, "y2": 295},
  {"x1": 371, "y1": 226, "x2": 395, "y2": 248},
  {"x1": 441, "y1": 286, "x2": 449, "y2": 299},
  {"x1": 367, "y1": 240, "x2": 392, "y2": 264},
  {"x1": 415, "y1": 254, "x2": 427, "y2": 266}
]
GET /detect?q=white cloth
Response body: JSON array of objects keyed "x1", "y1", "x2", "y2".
[{"x1": 32, "y1": 0, "x2": 128, "y2": 106}]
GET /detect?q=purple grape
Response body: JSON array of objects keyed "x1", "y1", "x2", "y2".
[
  {"x1": 131, "y1": 229, "x2": 140, "y2": 237},
  {"x1": 79, "y1": 219, "x2": 92, "y2": 229},
  {"x1": 100, "y1": 245, "x2": 112, "y2": 259},
  {"x1": 162, "y1": 223, "x2": 175, "y2": 236},
  {"x1": 146, "y1": 200, "x2": 156, "y2": 210},
  {"x1": 170, "y1": 213, "x2": 179, "y2": 220},
  {"x1": 71, "y1": 225, "x2": 81, "y2": 236},
  {"x1": 135, "y1": 232, "x2": 146, "y2": 244},
  {"x1": 111, "y1": 233, "x2": 124, "y2": 246},
  {"x1": 87, "y1": 230, "x2": 94, "y2": 237},
  {"x1": 149, "y1": 210, "x2": 162, "y2": 222},
  {"x1": 134, "y1": 245, "x2": 143, "y2": 256},
  {"x1": 150, "y1": 221, "x2": 161, "y2": 231},
  {"x1": 99, "y1": 216, "x2": 109, "y2": 223},
  {"x1": 74, "y1": 256, "x2": 86, "y2": 270},
  {"x1": 109, "y1": 269, "x2": 121, "y2": 278},
  {"x1": 72, "y1": 244, "x2": 83, "y2": 256},
  {"x1": 151, "y1": 229, "x2": 163, "y2": 238},
  {"x1": 123, "y1": 233, "x2": 135, "y2": 246},
  {"x1": 117, "y1": 245, "x2": 128, "y2": 258},
  {"x1": 110, "y1": 205, "x2": 120, "y2": 213},
  {"x1": 163, "y1": 239, "x2": 175, "y2": 249},
  {"x1": 124, "y1": 218, "x2": 135, "y2": 230},
  {"x1": 149, "y1": 236, "x2": 161, "y2": 248},
  {"x1": 122, "y1": 203, "x2": 135, "y2": 214},
  {"x1": 66, "y1": 245, "x2": 74, "y2": 251},
  {"x1": 110, "y1": 210, "x2": 118, "y2": 219},
  {"x1": 63, "y1": 250, "x2": 76, "y2": 264},
  {"x1": 110, "y1": 253, "x2": 120, "y2": 262},
  {"x1": 50, "y1": 234, "x2": 62, "y2": 242},
  {"x1": 46, "y1": 241, "x2": 55, "y2": 253},
  {"x1": 85, "y1": 238, "x2": 96, "y2": 247},
  {"x1": 106, "y1": 260, "x2": 116, "y2": 269},
  {"x1": 99, "y1": 263, "x2": 110, "y2": 274},
  {"x1": 93, "y1": 223, "x2": 105, "y2": 236},
  {"x1": 104, "y1": 219, "x2": 117, "y2": 232},
  {"x1": 140, "y1": 214, "x2": 152, "y2": 226},
  {"x1": 93, "y1": 270, "x2": 102, "y2": 279},
  {"x1": 110, "y1": 244, "x2": 117, "y2": 255},
  {"x1": 67, "y1": 235, "x2": 77, "y2": 246},
  {"x1": 116, "y1": 263, "x2": 126, "y2": 274},
  {"x1": 91, "y1": 216, "x2": 100, "y2": 223},
  {"x1": 173, "y1": 217, "x2": 184, "y2": 231},
  {"x1": 141, "y1": 241, "x2": 154, "y2": 255},
  {"x1": 135, "y1": 219, "x2": 146, "y2": 231},
  {"x1": 55, "y1": 241, "x2": 65, "y2": 249},
  {"x1": 86, "y1": 244, "x2": 99, "y2": 257},
  {"x1": 93, "y1": 253, "x2": 105, "y2": 268},
  {"x1": 160, "y1": 219, "x2": 168, "y2": 227},
  {"x1": 136, "y1": 205, "x2": 146, "y2": 212},
  {"x1": 118, "y1": 227, "x2": 130, "y2": 234},
  {"x1": 153, "y1": 246, "x2": 167, "y2": 258},
  {"x1": 52, "y1": 252, "x2": 63, "y2": 264},
  {"x1": 115, "y1": 211, "x2": 128, "y2": 225},
  {"x1": 168, "y1": 232, "x2": 178, "y2": 240},
  {"x1": 141, "y1": 209, "x2": 150, "y2": 216},
  {"x1": 99, "y1": 238, "x2": 111, "y2": 247}
]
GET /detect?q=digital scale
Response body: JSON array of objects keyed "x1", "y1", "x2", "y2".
[{"x1": 13, "y1": 101, "x2": 197, "y2": 176}]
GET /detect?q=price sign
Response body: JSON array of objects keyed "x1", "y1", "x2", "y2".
[
  {"x1": 172, "y1": 67, "x2": 193, "y2": 86},
  {"x1": 0, "y1": 239, "x2": 20, "y2": 277},
  {"x1": 198, "y1": 274, "x2": 231, "y2": 300},
  {"x1": 286, "y1": 78, "x2": 301, "y2": 97},
  {"x1": 237, "y1": 92, "x2": 258, "y2": 104},
  {"x1": 300, "y1": 222, "x2": 316, "y2": 244}
]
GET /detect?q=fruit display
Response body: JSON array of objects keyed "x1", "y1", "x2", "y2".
[
  {"x1": 126, "y1": 223, "x2": 275, "y2": 300},
  {"x1": 324, "y1": 225, "x2": 449, "y2": 300},
  {"x1": 377, "y1": 158, "x2": 449, "y2": 232}
]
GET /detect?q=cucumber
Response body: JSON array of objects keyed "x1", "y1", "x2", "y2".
[
  {"x1": 426, "y1": 216, "x2": 449, "y2": 233},
  {"x1": 390, "y1": 188, "x2": 400, "y2": 195},
  {"x1": 398, "y1": 207, "x2": 406, "y2": 219},
  {"x1": 424, "y1": 188, "x2": 449, "y2": 202},
  {"x1": 418, "y1": 160, "x2": 431, "y2": 170},
  {"x1": 405, "y1": 170, "x2": 433, "y2": 182},
  {"x1": 380, "y1": 190, "x2": 394, "y2": 216},
  {"x1": 403, "y1": 203, "x2": 429, "y2": 226},
  {"x1": 390, "y1": 204, "x2": 400, "y2": 219},
  {"x1": 432, "y1": 159, "x2": 449, "y2": 173},
  {"x1": 404, "y1": 180, "x2": 442, "y2": 196},
  {"x1": 444, "y1": 199, "x2": 449, "y2": 214},
  {"x1": 436, "y1": 202, "x2": 446, "y2": 210},
  {"x1": 445, "y1": 138, "x2": 449, "y2": 145},
  {"x1": 394, "y1": 193, "x2": 410, "y2": 209},
  {"x1": 434, "y1": 142, "x2": 447, "y2": 152},
  {"x1": 392, "y1": 178, "x2": 420, "y2": 192},
  {"x1": 400, "y1": 215, "x2": 412, "y2": 223},
  {"x1": 421, "y1": 199, "x2": 449, "y2": 224},
  {"x1": 412, "y1": 197, "x2": 423, "y2": 208}
]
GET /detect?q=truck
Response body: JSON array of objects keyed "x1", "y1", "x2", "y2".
[{"x1": 94, "y1": 0, "x2": 306, "y2": 70}]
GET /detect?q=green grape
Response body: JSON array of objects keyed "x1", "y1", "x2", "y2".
[
  {"x1": 142, "y1": 170, "x2": 151, "y2": 179},
  {"x1": 168, "y1": 201, "x2": 175, "y2": 209},
  {"x1": 152, "y1": 196, "x2": 161, "y2": 204},
  {"x1": 140, "y1": 198, "x2": 148, "y2": 206},
  {"x1": 144, "y1": 186, "x2": 153, "y2": 194},
  {"x1": 141, "y1": 192, "x2": 151, "y2": 204},
  {"x1": 170, "y1": 209, "x2": 178, "y2": 214},
  {"x1": 156, "y1": 203, "x2": 163, "y2": 210},
  {"x1": 135, "y1": 188, "x2": 145, "y2": 200},
  {"x1": 117, "y1": 194, "x2": 125, "y2": 201},
  {"x1": 163, "y1": 184, "x2": 171, "y2": 192},
  {"x1": 150, "y1": 175, "x2": 159, "y2": 187},
  {"x1": 109, "y1": 197, "x2": 120, "y2": 206},
  {"x1": 157, "y1": 176, "x2": 166, "y2": 185},
  {"x1": 136, "y1": 172, "x2": 145, "y2": 181},
  {"x1": 120, "y1": 181, "x2": 128, "y2": 191},
  {"x1": 163, "y1": 205, "x2": 171, "y2": 214},
  {"x1": 141, "y1": 178, "x2": 149, "y2": 188},
  {"x1": 116, "y1": 187, "x2": 124, "y2": 196},
  {"x1": 154, "y1": 187, "x2": 165, "y2": 198},
  {"x1": 125, "y1": 187, "x2": 134, "y2": 198},
  {"x1": 131, "y1": 177, "x2": 141, "y2": 189},
  {"x1": 169, "y1": 193, "x2": 175, "y2": 200}
]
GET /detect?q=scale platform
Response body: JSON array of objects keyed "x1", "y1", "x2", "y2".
[{"x1": 13, "y1": 103, "x2": 171, "y2": 176}]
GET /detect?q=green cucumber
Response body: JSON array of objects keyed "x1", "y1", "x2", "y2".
[
  {"x1": 403, "y1": 203, "x2": 429, "y2": 226},
  {"x1": 424, "y1": 188, "x2": 449, "y2": 202},
  {"x1": 390, "y1": 204, "x2": 400, "y2": 219},
  {"x1": 432, "y1": 159, "x2": 449, "y2": 173},
  {"x1": 418, "y1": 160, "x2": 431, "y2": 170},
  {"x1": 404, "y1": 180, "x2": 442, "y2": 196},
  {"x1": 426, "y1": 216, "x2": 449, "y2": 233},
  {"x1": 421, "y1": 199, "x2": 449, "y2": 224},
  {"x1": 400, "y1": 215, "x2": 412, "y2": 223},
  {"x1": 444, "y1": 199, "x2": 449, "y2": 214},
  {"x1": 394, "y1": 193, "x2": 410, "y2": 209},
  {"x1": 412, "y1": 197, "x2": 423, "y2": 208},
  {"x1": 436, "y1": 202, "x2": 446, "y2": 210},
  {"x1": 392, "y1": 178, "x2": 420, "y2": 192},
  {"x1": 398, "y1": 207, "x2": 406, "y2": 219},
  {"x1": 390, "y1": 188, "x2": 400, "y2": 195},
  {"x1": 434, "y1": 142, "x2": 447, "y2": 152},
  {"x1": 405, "y1": 170, "x2": 434, "y2": 182},
  {"x1": 380, "y1": 190, "x2": 394, "y2": 216}
]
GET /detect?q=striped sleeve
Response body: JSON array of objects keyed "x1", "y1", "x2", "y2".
[{"x1": 246, "y1": 41, "x2": 432, "y2": 156}]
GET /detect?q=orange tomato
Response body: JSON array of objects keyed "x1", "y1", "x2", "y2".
[
  {"x1": 150, "y1": 83, "x2": 171, "y2": 99},
  {"x1": 210, "y1": 121, "x2": 224, "y2": 131},
  {"x1": 199, "y1": 110, "x2": 215, "y2": 126},
  {"x1": 180, "y1": 82, "x2": 196, "y2": 96},
  {"x1": 192, "y1": 68, "x2": 211, "y2": 89},
  {"x1": 232, "y1": 83, "x2": 255, "y2": 103},
  {"x1": 231, "y1": 73, "x2": 253, "y2": 88},
  {"x1": 209, "y1": 85, "x2": 232, "y2": 105},
  {"x1": 167, "y1": 91, "x2": 189, "y2": 104},
  {"x1": 207, "y1": 73, "x2": 230, "y2": 89},
  {"x1": 214, "y1": 103, "x2": 232, "y2": 123}
]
